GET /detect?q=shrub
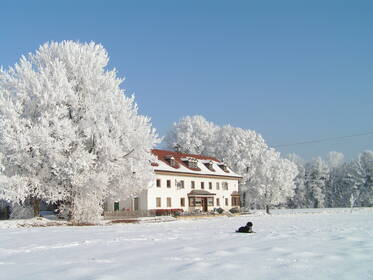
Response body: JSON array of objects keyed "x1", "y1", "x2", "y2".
[
  {"x1": 216, "y1": 207, "x2": 224, "y2": 214},
  {"x1": 229, "y1": 207, "x2": 240, "y2": 214}
]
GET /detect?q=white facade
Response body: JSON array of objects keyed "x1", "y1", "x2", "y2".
[{"x1": 105, "y1": 149, "x2": 242, "y2": 213}]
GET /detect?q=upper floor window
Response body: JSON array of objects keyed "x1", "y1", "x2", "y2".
[
  {"x1": 189, "y1": 161, "x2": 198, "y2": 169},
  {"x1": 165, "y1": 155, "x2": 176, "y2": 167},
  {"x1": 156, "y1": 179, "x2": 161, "y2": 188},
  {"x1": 177, "y1": 180, "x2": 185, "y2": 189},
  {"x1": 191, "y1": 181, "x2": 195, "y2": 189},
  {"x1": 219, "y1": 163, "x2": 228, "y2": 172},
  {"x1": 209, "y1": 182, "x2": 212, "y2": 190},
  {"x1": 222, "y1": 182, "x2": 228, "y2": 190},
  {"x1": 201, "y1": 182, "x2": 205, "y2": 189},
  {"x1": 182, "y1": 157, "x2": 198, "y2": 169},
  {"x1": 167, "y1": 180, "x2": 171, "y2": 188},
  {"x1": 204, "y1": 161, "x2": 214, "y2": 171},
  {"x1": 216, "y1": 182, "x2": 220, "y2": 190}
]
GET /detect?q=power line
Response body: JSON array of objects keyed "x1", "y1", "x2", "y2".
[{"x1": 273, "y1": 131, "x2": 373, "y2": 148}]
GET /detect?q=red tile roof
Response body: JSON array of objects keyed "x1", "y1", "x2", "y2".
[
  {"x1": 151, "y1": 149, "x2": 222, "y2": 172},
  {"x1": 152, "y1": 149, "x2": 220, "y2": 162}
]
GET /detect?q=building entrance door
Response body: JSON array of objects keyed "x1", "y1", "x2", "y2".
[{"x1": 202, "y1": 198, "x2": 208, "y2": 212}]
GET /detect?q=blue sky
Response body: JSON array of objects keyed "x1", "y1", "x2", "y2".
[{"x1": 1, "y1": 0, "x2": 372, "y2": 160}]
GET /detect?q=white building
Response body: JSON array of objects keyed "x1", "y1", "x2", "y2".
[{"x1": 105, "y1": 149, "x2": 242, "y2": 214}]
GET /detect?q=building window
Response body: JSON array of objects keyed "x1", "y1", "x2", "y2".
[
  {"x1": 208, "y1": 198, "x2": 214, "y2": 206},
  {"x1": 114, "y1": 201, "x2": 120, "y2": 211},
  {"x1": 216, "y1": 182, "x2": 220, "y2": 190},
  {"x1": 167, "y1": 180, "x2": 171, "y2": 188},
  {"x1": 187, "y1": 158, "x2": 198, "y2": 169},
  {"x1": 167, "y1": 197, "x2": 172, "y2": 207},
  {"x1": 195, "y1": 198, "x2": 202, "y2": 206},
  {"x1": 222, "y1": 182, "x2": 228, "y2": 190},
  {"x1": 191, "y1": 181, "x2": 195, "y2": 189},
  {"x1": 201, "y1": 182, "x2": 204, "y2": 189},
  {"x1": 133, "y1": 197, "x2": 139, "y2": 211},
  {"x1": 180, "y1": 198, "x2": 185, "y2": 207},
  {"x1": 225, "y1": 198, "x2": 229, "y2": 206},
  {"x1": 216, "y1": 198, "x2": 220, "y2": 206},
  {"x1": 189, "y1": 197, "x2": 195, "y2": 207},
  {"x1": 232, "y1": 197, "x2": 240, "y2": 206},
  {"x1": 156, "y1": 197, "x2": 161, "y2": 207},
  {"x1": 189, "y1": 197, "x2": 193, "y2": 206},
  {"x1": 209, "y1": 182, "x2": 212, "y2": 190},
  {"x1": 156, "y1": 179, "x2": 161, "y2": 187},
  {"x1": 177, "y1": 180, "x2": 185, "y2": 189}
]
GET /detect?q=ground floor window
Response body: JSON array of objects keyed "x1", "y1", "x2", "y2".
[
  {"x1": 133, "y1": 197, "x2": 139, "y2": 211},
  {"x1": 156, "y1": 197, "x2": 161, "y2": 207},
  {"x1": 208, "y1": 197, "x2": 214, "y2": 206},
  {"x1": 114, "y1": 201, "x2": 119, "y2": 211},
  {"x1": 225, "y1": 198, "x2": 229, "y2": 206},
  {"x1": 189, "y1": 197, "x2": 202, "y2": 206},
  {"x1": 216, "y1": 198, "x2": 220, "y2": 206},
  {"x1": 231, "y1": 196, "x2": 240, "y2": 206},
  {"x1": 180, "y1": 197, "x2": 185, "y2": 207},
  {"x1": 167, "y1": 197, "x2": 172, "y2": 207}
]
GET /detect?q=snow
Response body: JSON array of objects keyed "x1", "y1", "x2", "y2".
[
  {"x1": 1, "y1": 208, "x2": 373, "y2": 280},
  {"x1": 154, "y1": 156, "x2": 242, "y2": 178}
]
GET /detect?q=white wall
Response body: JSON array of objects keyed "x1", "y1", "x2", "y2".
[
  {"x1": 105, "y1": 173, "x2": 240, "y2": 212},
  {"x1": 147, "y1": 173, "x2": 240, "y2": 211}
]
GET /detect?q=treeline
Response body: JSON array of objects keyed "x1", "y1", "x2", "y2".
[
  {"x1": 287, "y1": 151, "x2": 373, "y2": 209},
  {"x1": 165, "y1": 115, "x2": 373, "y2": 211}
]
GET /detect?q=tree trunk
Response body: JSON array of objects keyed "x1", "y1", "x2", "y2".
[
  {"x1": 32, "y1": 198, "x2": 41, "y2": 217},
  {"x1": 265, "y1": 205, "x2": 271, "y2": 214}
]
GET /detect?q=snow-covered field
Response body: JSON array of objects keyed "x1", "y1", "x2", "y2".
[{"x1": 1, "y1": 208, "x2": 372, "y2": 280}]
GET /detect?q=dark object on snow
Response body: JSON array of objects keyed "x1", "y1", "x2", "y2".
[{"x1": 236, "y1": 222, "x2": 254, "y2": 233}]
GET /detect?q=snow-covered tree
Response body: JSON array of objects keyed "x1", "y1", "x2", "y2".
[
  {"x1": 164, "y1": 115, "x2": 218, "y2": 155},
  {"x1": 326, "y1": 151, "x2": 345, "y2": 169},
  {"x1": 304, "y1": 157, "x2": 329, "y2": 208},
  {"x1": 325, "y1": 151, "x2": 345, "y2": 207},
  {"x1": 286, "y1": 154, "x2": 307, "y2": 208},
  {"x1": 344, "y1": 151, "x2": 373, "y2": 208},
  {"x1": 0, "y1": 41, "x2": 159, "y2": 223},
  {"x1": 164, "y1": 115, "x2": 297, "y2": 212},
  {"x1": 246, "y1": 148, "x2": 297, "y2": 213}
]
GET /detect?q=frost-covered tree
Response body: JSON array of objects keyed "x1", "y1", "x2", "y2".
[
  {"x1": 164, "y1": 115, "x2": 218, "y2": 155},
  {"x1": 344, "y1": 151, "x2": 373, "y2": 208},
  {"x1": 325, "y1": 151, "x2": 345, "y2": 207},
  {"x1": 286, "y1": 154, "x2": 307, "y2": 208},
  {"x1": 0, "y1": 41, "x2": 159, "y2": 223},
  {"x1": 304, "y1": 157, "x2": 329, "y2": 208},
  {"x1": 164, "y1": 115, "x2": 297, "y2": 212},
  {"x1": 247, "y1": 148, "x2": 297, "y2": 213}
]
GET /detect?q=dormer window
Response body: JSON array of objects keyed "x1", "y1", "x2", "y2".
[
  {"x1": 182, "y1": 157, "x2": 198, "y2": 169},
  {"x1": 204, "y1": 160, "x2": 215, "y2": 171},
  {"x1": 218, "y1": 163, "x2": 229, "y2": 172},
  {"x1": 165, "y1": 155, "x2": 176, "y2": 167}
]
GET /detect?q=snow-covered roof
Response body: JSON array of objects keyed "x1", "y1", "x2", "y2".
[{"x1": 151, "y1": 149, "x2": 242, "y2": 179}]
